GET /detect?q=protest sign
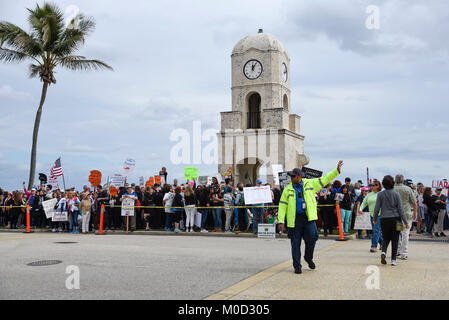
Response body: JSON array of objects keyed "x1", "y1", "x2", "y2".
[
  {"x1": 184, "y1": 167, "x2": 198, "y2": 181},
  {"x1": 354, "y1": 212, "x2": 372, "y2": 230},
  {"x1": 139, "y1": 176, "x2": 144, "y2": 188},
  {"x1": 52, "y1": 210, "x2": 68, "y2": 222},
  {"x1": 198, "y1": 176, "x2": 208, "y2": 185},
  {"x1": 278, "y1": 172, "x2": 291, "y2": 188},
  {"x1": 109, "y1": 186, "x2": 118, "y2": 196},
  {"x1": 271, "y1": 164, "x2": 283, "y2": 186},
  {"x1": 257, "y1": 224, "x2": 276, "y2": 239},
  {"x1": 243, "y1": 186, "x2": 272, "y2": 205},
  {"x1": 207, "y1": 177, "x2": 213, "y2": 185},
  {"x1": 121, "y1": 197, "x2": 135, "y2": 216},
  {"x1": 111, "y1": 174, "x2": 125, "y2": 187},
  {"x1": 320, "y1": 189, "x2": 328, "y2": 197},
  {"x1": 123, "y1": 158, "x2": 136, "y2": 176},
  {"x1": 149, "y1": 177, "x2": 154, "y2": 187},
  {"x1": 217, "y1": 173, "x2": 223, "y2": 184},
  {"x1": 48, "y1": 175, "x2": 59, "y2": 189},
  {"x1": 155, "y1": 176, "x2": 161, "y2": 185},
  {"x1": 89, "y1": 170, "x2": 102, "y2": 187},
  {"x1": 43, "y1": 198, "x2": 57, "y2": 219},
  {"x1": 302, "y1": 167, "x2": 323, "y2": 179},
  {"x1": 335, "y1": 193, "x2": 344, "y2": 201}
]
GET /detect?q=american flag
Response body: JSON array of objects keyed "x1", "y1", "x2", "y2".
[{"x1": 50, "y1": 157, "x2": 63, "y2": 177}]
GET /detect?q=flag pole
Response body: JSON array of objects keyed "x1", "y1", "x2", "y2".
[{"x1": 61, "y1": 157, "x2": 66, "y2": 191}]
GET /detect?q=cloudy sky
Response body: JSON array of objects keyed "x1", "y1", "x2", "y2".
[{"x1": 1, "y1": 0, "x2": 448, "y2": 190}]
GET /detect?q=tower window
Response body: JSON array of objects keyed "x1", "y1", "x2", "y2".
[{"x1": 247, "y1": 93, "x2": 261, "y2": 129}]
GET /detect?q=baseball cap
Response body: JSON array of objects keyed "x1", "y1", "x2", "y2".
[
  {"x1": 256, "y1": 179, "x2": 263, "y2": 184},
  {"x1": 436, "y1": 186, "x2": 443, "y2": 191},
  {"x1": 287, "y1": 168, "x2": 305, "y2": 178}
]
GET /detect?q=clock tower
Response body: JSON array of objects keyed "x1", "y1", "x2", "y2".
[{"x1": 218, "y1": 29, "x2": 309, "y2": 185}]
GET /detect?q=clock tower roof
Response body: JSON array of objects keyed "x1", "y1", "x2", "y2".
[{"x1": 232, "y1": 30, "x2": 287, "y2": 56}]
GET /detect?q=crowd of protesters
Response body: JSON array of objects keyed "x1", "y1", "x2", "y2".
[{"x1": 1, "y1": 172, "x2": 448, "y2": 244}]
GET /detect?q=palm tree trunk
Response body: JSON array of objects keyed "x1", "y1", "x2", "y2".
[{"x1": 28, "y1": 81, "x2": 49, "y2": 190}]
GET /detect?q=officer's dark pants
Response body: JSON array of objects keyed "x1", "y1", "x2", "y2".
[{"x1": 288, "y1": 213, "x2": 319, "y2": 270}]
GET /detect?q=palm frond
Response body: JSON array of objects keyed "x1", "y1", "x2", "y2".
[
  {"x1": 52, "y1": 14, "x2": 96, "y2": 57},
  {"x1": 28, "y1": 63, "x2": 45, "y2": 78},
  {"x1": 57, "y1": 55, "x2": 113, "y2": 71},
  {"x1": 0, "y1": 47, "x2": 28, "y2": 63},
  {"x1": 0, "y1": 22, "x2": 42, "y2": 56},
  {"x1": 27, "y1": 3, "x2": 65, "y2": 51}
]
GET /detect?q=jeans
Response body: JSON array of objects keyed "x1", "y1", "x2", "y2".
[
  {"x1": 233, "y1": 208, "x2": 239, "y2": 226},
  {"x1": 251, "y1": 206, "x2": 265, "y2": 232},
  {"x1": 425, "y1": 214, "x2": 431, "y2": 233},
  {"x1": 69, "y1": 211, "x2": 79, "y2": 231},
  {"x1": 212, "y1": 208, "x2": 222, "y2": 229},
  {"x1": 288, "y1": 213, "x2": 319, "y2": 270},
  {"x1": 165, "y1": 211, "x2": 173, "y2": 230},
  {"x1": 340, "y1": 209, "x2": 351, "y2": 233},
  {"x1": 371, "y1": 216, "x2": 383, "y2": 248},
  {"x1": 199, "y1": 209, "x2": 209, "y2": 229}
]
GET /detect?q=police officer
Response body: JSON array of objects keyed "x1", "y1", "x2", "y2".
[{"x1": 278, "y1": 160, "x2": 343, "y2": 274}]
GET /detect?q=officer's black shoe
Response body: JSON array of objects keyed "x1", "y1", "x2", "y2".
[
  {"x1": 294, "y1": 268, "x2": 302, "y2": 274},
  {"x1": 306, "y1": 260, "x2": 316, "y2": 270}
]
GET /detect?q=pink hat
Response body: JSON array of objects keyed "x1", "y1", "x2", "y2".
[{"x1": 361, "y1": 186, "x2": 369, "y2": 191}]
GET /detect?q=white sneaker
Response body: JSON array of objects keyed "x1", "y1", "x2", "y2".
[
  {"x1": 201, "y1": 229, "x2": 208, "y2": 233},
  {"x1": 189, "y1": 228, "x2": 193, "y2": 233},
  {"x1": 51, "y1": 228, "x2": 56, "y2": 233},
  {"x1": 391, "y1": 260, "x2": 397, "y2": 266},
  {"x1": 399, "y1": 255, "x2": 408, "y2": 260}
]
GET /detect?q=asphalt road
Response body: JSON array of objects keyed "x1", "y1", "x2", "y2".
[{"x1": 0, "y1": 233, "x2": 335, "y2": 300}]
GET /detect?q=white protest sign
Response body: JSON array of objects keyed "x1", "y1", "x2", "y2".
[
  {"x1": 43, "y1": 198, "x2": 57, "y2": 219},
  {"x1": 216, "y1": 173, "x2": 223, "y2": 184},
  {"x1": 194, "y1": 212, "x2": 202, "y2": 228},
  {"x1": 139, "y1": 176, "x2": 144, "y2": 188},
  {"x1": 52, "y1": 211, "x2": 68, "y2": 222},
  {"x1": 111, "y1": 174, "x2": 126, "y2": 188},
  {"x1": 121, "y1": 197, "x2": 135, "y2": 216},
  {"x1": 335, "y1": 193, "x2": 344, "y2": 201},
  {"x1": 48, "y1": 175, "x2": 59, "y2": 189},
  {"x1": 258, "y1": 224, "x2": 276, "y2": 239},
  {"x1": 207, "y1": 177, "x2": 213, "y2": 185},
  {"x1": 271, "y1": 164, "x2": 283, "y2": 186},
  {"x1": 243, "y1": 186, "x2": 272, "y2": 205},
  {"x1": 123, "y1": 158, "x2": 136, "y2": 176},
  {"x1": 354, "y1": 212, "x2": 372, "y2": 230},
  {"x1": 198, "y1": 176, "x2": 208, "y2": 185}
]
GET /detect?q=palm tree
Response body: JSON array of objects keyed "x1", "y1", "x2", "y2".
[{"x1": 0, "y1": 2, "x2": 113, "y2": 189}]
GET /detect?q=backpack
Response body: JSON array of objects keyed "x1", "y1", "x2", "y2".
[{"x1": 238, "y1": 192, "x2": 245, "y2": 206}]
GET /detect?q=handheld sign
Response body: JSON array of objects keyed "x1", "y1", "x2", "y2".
[
  {"x1": 184, "y1": 167, "x2": 198, "y2": 181},
  {"x1": 121, "y1": 198, "x2": 135, "y2": 216},
  {"x1": 155, "y1": 175, "x2": 161, "y2": 185},
  {"x1": 43, "y1": 198, "x2": 57, "y2": 219},
  {"x1": 109, "y1": 186, "x2": 118, "y2": 197},
  {"x1": 52, "y1": 210, "x2": 68, "y2": 222},
  {"x1": 243, "y1": 186, "x2": 272, "y2": 205},
  {"x1": 89, "y1": 170, "x2": 102, "y2": 187},
  {"x1": 149, "y1": 177, "x2": 154, "y2": 187},
  {"x1": 354, "y1": 212, "x2": 372, "y2": 230}
]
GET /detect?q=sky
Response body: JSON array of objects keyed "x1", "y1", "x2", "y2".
[{"x1": 1, "y1": 0, "x2": 449, "y2": 190}]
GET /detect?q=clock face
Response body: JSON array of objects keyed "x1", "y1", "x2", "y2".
[
  {"x1": 243, "y1": 59, "x2": 263, "y2": 80},
  {"x1": 281, "y1": 63, "x2": 288, "y2": 82}
]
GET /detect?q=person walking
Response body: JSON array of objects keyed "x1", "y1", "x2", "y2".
[
  {"x1": 359, "y1": 179, "x2": 383, "y2": 252},
  {"x1": 394, "y1": 174, "x2": 417, "y2": 259},
  {"x1": 373, "y1": 175, "x2": 409, "y2": 266},
  {"x1": 278, "y1": 160, "x2": 343, "y2": 274}
]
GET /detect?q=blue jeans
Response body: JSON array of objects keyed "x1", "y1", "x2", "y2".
[
  {"x1": 340, "y1": 209, "x2": 351, "y2": 233},
  {"x1": 69, "y1": 211, "x2": 79, "y2": 231},
  {"x1": 165, "y1": 211, "x2": 173, "y2": 230},
  {"x1": 251, "y1": 206, "x2": 264, "y2": 232},
  {"x1": 233, "y1": 208, "x2": 239, "y2": 226},
  {"x1": 199, "y1": 209, "x2": 209, "y2": 229},
  {"x1": 371, "y1": 216, "x2": 383, "y2": 248},
  {"x1": 288, "y1": 213, "x2": 319, "y2": 270},
  {"x1": 425, "y1": 214, "x2": 431, "y2": 233},
  {"x1": 212, "y1": 208, "x2": 222, "y2": 229}
]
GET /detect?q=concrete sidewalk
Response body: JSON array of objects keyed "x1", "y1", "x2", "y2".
[{"x1": 206, "y1": 239, "x2": 449, "y2": 300}]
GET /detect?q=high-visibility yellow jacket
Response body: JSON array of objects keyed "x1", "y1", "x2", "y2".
[{"x1": 278, "y1": 168, "x2": 340, "y2": 227}]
